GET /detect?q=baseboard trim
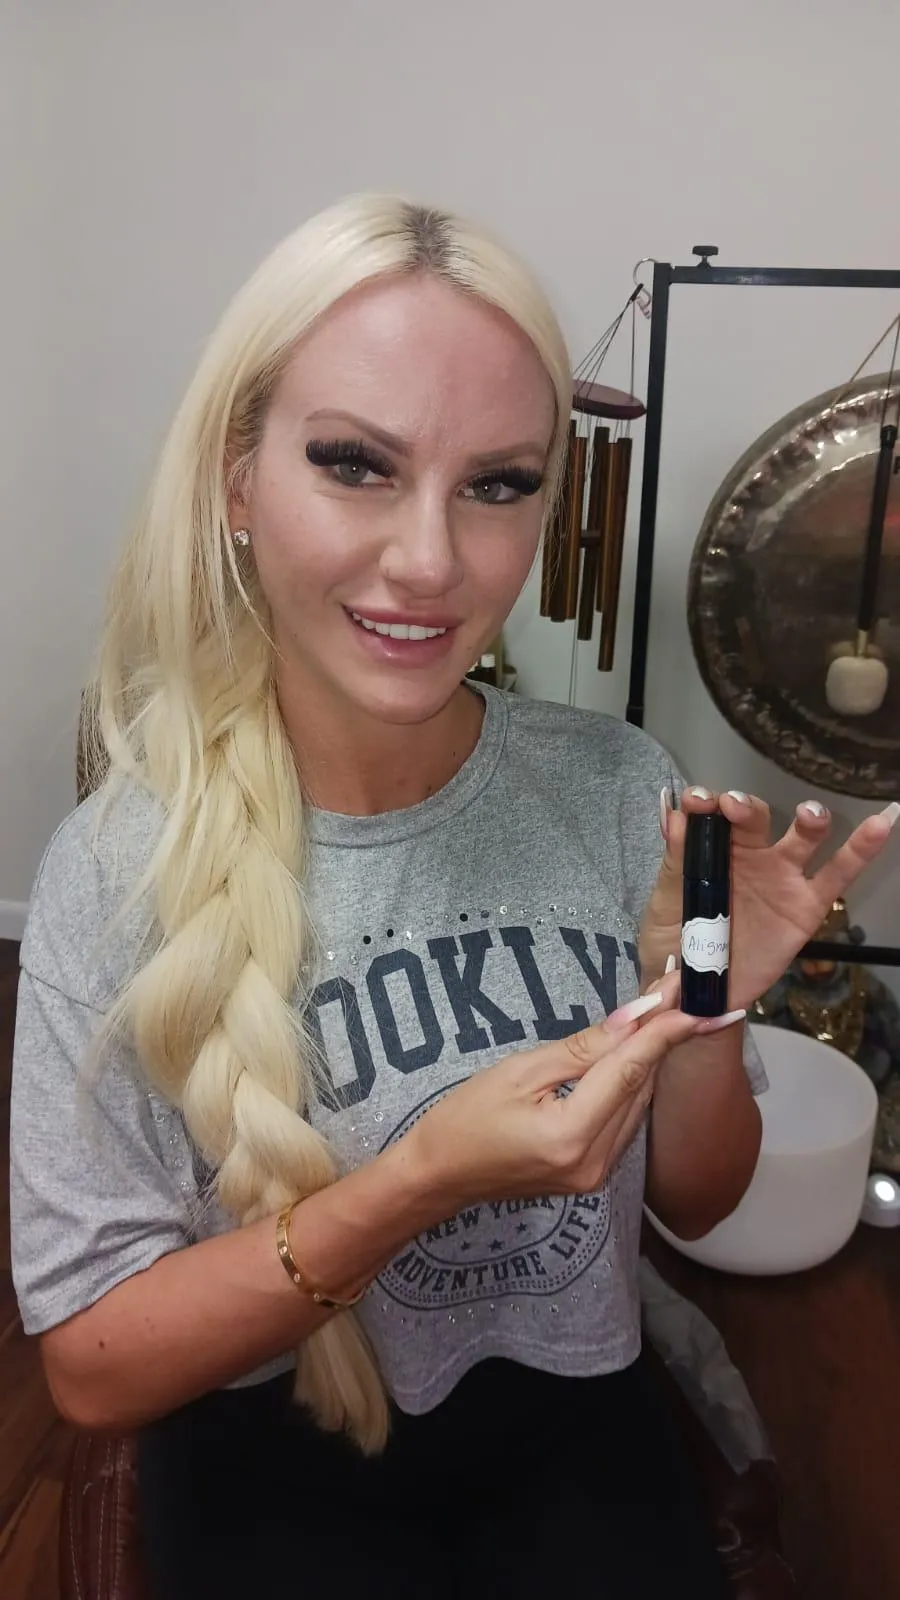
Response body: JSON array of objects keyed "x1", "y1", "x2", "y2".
[{"x1": 0, "y1": 900, "x2": 27, "y2": 943}]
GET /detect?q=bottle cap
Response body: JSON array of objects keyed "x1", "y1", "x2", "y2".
[{"x1": 684, "y1": 810, "x2": 731, "y2": 881}]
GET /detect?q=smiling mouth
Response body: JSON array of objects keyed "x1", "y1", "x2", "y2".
[{"x1": 348, "y1": 610, "x2": 450, "y2": 641}]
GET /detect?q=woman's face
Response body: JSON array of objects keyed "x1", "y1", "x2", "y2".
[{"x1": 233, "y1": 272, "x2": 557, "y2": 728}]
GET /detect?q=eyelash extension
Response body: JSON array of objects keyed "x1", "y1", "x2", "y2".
[
  {"x1": 471, "y1": 466, "x2": 544, "y2": 497},
  {"x1": 306, "y1": 437, "x2": 394, "y2": 478},
  {"x1": 306, "y1": 438, "x2": 544, "y2": 500}
]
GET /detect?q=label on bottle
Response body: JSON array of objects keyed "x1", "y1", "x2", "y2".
[{"x1": 681, "y1": 913, "x2": 730, "y2": 975}]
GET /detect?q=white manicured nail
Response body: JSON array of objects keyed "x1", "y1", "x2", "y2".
[
  {"x1": 664, "y1": 954, "x2": 677, "y2": 975},
  {"x1": 880, "y1": 801, "x2": 900, "y2": 829},
  {"x1": 800, "y1": 800, "x2": 827, "y2": 818},
  {"x1": 726, "y1": 790, "x2": 750, "y2": 805},
  {"x1": 687, "y1": 786, "x2": 713, "y2": 800},
  {"x1": 659, "y1": 788, "x2": 671, "y2": 838},
  {"x1": 607, "y1": 991, "x2": 663, "y2": 1028},
  {"x1": 695, "y1": 1008, "x2": 747, "y2": 1034}
]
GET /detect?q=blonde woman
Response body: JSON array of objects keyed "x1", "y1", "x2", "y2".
[{"x1": 11, "y1": 196, "x2": 896, "y2": 1598}]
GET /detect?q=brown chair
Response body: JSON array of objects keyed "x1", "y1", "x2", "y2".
[{"x1": 60, "y1": 1435, "x2": 150, "y2": 1600}]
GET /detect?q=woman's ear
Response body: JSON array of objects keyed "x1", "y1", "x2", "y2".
[{"x1": 225, "y1": 455, "x2": 252, "y2": 533}]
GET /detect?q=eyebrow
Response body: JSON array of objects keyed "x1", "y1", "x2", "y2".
[{"x1": 305, "y1": 408, "x2": 548, "y2": 471}]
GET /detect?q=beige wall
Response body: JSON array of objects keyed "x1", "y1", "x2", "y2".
[{"x1": 2, "y1": 0, "x2": 899, "y2": 990}]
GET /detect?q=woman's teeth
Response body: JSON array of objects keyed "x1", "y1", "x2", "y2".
[{"x1": 350, "y1": 612, "x2": 448, "y2": 640}]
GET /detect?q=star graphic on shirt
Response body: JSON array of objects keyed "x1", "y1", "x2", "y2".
[
  {"x1": 516, "y1": 1222, "x2": 529, "y2": 1234},
  {"x1": 490, "y1": 1240, "x2": 503, "y2": 1252},
  {"x1": 460, "y1": 1241, "x2": 471, "y2": 1252}
]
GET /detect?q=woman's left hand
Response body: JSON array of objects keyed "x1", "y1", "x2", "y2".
[{"x1": 640, "y1": 787, "x2": 899, "y2": 1010}]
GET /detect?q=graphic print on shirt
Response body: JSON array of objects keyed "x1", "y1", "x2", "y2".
[
  {"x1": 304, "y1": 915, "x2": 641, "y2": 1314},
  {"x1": 378, "y1": 1080, "x2": 613, "y2": 1310}
]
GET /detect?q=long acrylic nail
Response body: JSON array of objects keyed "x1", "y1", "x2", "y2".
[
  {"x1": 664, "y1": 953, "x2": 677, "y2": 975},
  {"x1": 687, "y1": 786, "x2": 713, "y2": 801},
  {"x1": 880, "y1": 801, "x2": 900, "y2": 829},
  {"x1": 659, "y1": 788, "x2": 671, "y2": 839},
  {"x1": 725, "y1": 789, "x2": 750, "y2": 806},
  {"x1": 607, "y1": 991, "x2": 663, "y2": 1029},
  {"x1": 694, "y1": 1008, "x2": 747, "y2": 1034}
]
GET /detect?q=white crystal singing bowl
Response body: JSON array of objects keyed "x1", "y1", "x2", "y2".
[{"x1": 648, "y1": 1024, "x2": 878, "y2": 1274}]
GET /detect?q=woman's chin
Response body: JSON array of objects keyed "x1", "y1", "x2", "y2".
[{"x1": 348, "y1": 672, "x2": 470, "y2": 727}]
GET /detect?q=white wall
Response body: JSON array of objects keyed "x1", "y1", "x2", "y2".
[{"x1": 3, "y1": 0, "x2": 899, "y2": 989}]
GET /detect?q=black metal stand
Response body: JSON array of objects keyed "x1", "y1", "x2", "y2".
[{"x1": 626, "y1": 250, "x2": 900, "y2": 968}]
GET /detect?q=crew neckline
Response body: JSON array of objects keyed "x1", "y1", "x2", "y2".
[{"x1": 307, "y1": 684, "x2": 509, "y2": 848}]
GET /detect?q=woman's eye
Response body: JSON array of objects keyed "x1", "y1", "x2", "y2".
[
  {"x1": 334, "y1": 458, "x2": 382, "y2": 487},
  {"x1": 305, "y1": 438, "x2": 393, "y2": 487},
  {"x1": 462, "y1": 469, "x2": 543, "y2": 505},
  {"x1": 465, "y1": 477, "x2": 519, "y2": 505}
]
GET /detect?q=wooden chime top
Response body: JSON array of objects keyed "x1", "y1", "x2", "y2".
[{"x1": 572, "y1": 380, "x2": 646, "y2": 421}]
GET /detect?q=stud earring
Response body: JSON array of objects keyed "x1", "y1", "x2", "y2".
[{"x1": 232, "y1": 528, "x2": 251, "y2": 548}]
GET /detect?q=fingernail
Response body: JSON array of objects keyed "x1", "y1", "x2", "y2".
[
  {"x1": 607, "y1": 991, "x2": 663, "y2": 1029},
  {"x1": 695, "y1": 1008, "x2": 747, "y2": 1034},
  {"x1": 726, "y1": 790, "x2": 750, "y2": 805},
  {"x1": 880, "y1": 801, "x2": 900, "y2": 829},
  {"x1": 659, "y1": 788, "x2": 671, "y2": 839},
  {"x1": 664, "y1": 954, "x2": 677, "y2": 975},
  {"x1": 687, "y1": 786, "x2": 713, "y2": 801},
  {"x1": 800, "y1": 800, "x2": 828, "y2": 818}
]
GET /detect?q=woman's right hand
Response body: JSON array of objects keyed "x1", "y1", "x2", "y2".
[{"x1": 404, "y1": 976, "x2": 702, "y2": 1214}]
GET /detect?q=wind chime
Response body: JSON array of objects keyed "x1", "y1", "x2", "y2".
[{"x1": 540, "y1": 283, "x2": 647, "y2": 670}]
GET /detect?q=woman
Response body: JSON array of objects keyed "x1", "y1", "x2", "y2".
[{"x1": 11, "y1": 194, "x2": 896, "y2": 1597}]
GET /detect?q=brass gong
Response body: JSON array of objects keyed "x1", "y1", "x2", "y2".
[{"x1": 688, "y1": 372, "x2": 900, "y2": 799}]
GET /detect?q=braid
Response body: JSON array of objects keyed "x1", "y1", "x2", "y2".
[{"x1": 122, "y1": 664, "x2": 390, "y2": 1452}]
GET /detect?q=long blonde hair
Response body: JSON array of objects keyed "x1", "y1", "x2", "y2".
[{"x1": 87, "y1": 193, "x2": 572, "y2": 1452}]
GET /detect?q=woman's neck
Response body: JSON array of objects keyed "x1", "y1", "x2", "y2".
[{"x1": 278, "y1": 677, "x2": 485, "y2": 817}]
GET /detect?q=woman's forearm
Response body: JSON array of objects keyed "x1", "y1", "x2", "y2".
[
  {"x1": 644, "y1": 1028, "x2": 762, "y2": 1240},
  {"x1": 39, "y1": 1135, "x2": 441, "y2": 1431}
]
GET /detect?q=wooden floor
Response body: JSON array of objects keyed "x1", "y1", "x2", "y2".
[
  {"x1": 645, "y1": 1227, "x2": 900, "y2": 1596},
  {"x1": 1, "y1": 935, "x2": 899, "y2": 1597}
]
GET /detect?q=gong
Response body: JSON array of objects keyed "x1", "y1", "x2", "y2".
[{"x1": 688, "y1": 372, "x2": 900, "y2": 799}]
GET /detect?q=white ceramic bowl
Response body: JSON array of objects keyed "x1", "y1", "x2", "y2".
[{"x1": 648, "y1": 1023, "x2": 878, "y2": 1275}]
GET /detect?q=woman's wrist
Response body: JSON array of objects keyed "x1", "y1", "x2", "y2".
[
  {"x1": 661, "y1": 1019, "x2": 746, "y2": 1079},
  {"x1": 286, "y1": 1133, "x2": 453, "y2": 1303}
]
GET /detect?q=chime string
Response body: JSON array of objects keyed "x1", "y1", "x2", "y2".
[{"x1": 827, "y1": 309, "x2": 900, "y2": 418}]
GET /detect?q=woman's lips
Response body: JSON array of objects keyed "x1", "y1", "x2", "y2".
[{"x1": 343, "y1": 607, "x2": 459, "y2": 666}]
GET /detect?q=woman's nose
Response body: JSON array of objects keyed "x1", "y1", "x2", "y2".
[{"x1": 379, "y1": 491, "x2": 465, "y2": 596}]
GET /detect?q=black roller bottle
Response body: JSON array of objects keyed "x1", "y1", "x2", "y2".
[{"x1": 681, "y1": 812, "x2": 731, "y2": 1017}]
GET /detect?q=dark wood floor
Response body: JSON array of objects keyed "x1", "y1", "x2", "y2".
[
  {"x1": 1, "y1": 935, "x2": 900, "y2": 1596},
  {"x1": 645, "y1": 1227, "x2": 900, "y2": 1596}
]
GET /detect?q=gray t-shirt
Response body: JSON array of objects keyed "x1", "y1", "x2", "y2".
[{"x1": 10, "y1": 686, "x2": 765, "y2": 1414}]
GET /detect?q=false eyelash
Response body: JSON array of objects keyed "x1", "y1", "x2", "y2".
[
  {"x1": 474, "y1": 466, "x2": 544, "y2": 496},
  {"x1": 306, "y1": 437, "x2": 394, "y2": 478},
  {"x1": 306, "y1": 438, "x2": 544, "y2": 499}
]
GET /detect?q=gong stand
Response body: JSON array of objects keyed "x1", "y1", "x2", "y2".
[{"x1": 629, "y1": 250, "x2": 900, "y2": 968}]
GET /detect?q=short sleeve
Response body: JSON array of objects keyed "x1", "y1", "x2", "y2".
[
  {"x1": 10, "y1": 791, "x2": 192, "y2": 1336},
  {"x1": 10, "y1": 968, "x2": 192, "y2": 1334}
]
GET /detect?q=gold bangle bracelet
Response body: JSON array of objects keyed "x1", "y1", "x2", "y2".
[{"x1": 275, "y1": 1199, "x2": 367, "y2": 1311}]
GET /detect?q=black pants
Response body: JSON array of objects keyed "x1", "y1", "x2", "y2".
[{"x1": 137, "y1": 1349, "x2": 728, "y2": 1598}]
